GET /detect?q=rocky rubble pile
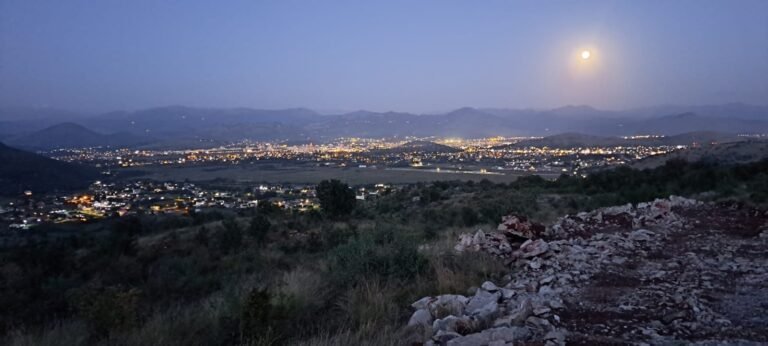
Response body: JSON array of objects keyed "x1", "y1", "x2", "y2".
[
  {"x1": 408, "y1": 196, "x2": 768, "y2": 345},
  {"x1": 454, "y1": 215, "x2": 546, "y2": 260},
  {"x1": 546, "y1": 195, "x2": 700, "y2": 239}
]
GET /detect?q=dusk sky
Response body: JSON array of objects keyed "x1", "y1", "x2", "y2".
[{"x1": 1, "y1": 0, "x2": 766, "y2": 113}]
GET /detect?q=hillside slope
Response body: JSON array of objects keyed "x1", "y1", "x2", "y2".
[
  {"x1": 0, "y1": 142, "x2": 99, "y2": 195},
  {"x1": 6, "y1": 122, "x2": 151, "y2": 150}
]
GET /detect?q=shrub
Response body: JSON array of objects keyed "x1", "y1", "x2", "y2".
[
  {"x1": 316, "y1": 180, "x2": 356, "y2": 218},
  {"x1": 328, "y1": 229, "x2": 428, "y2": 285},
  {"x1": 72, "y1": 285, "x2": 142, "y2": 338},
  {"x1": 216, "y1": 220, "x2": 243, "y2": 254},
  {"x1": 249, "y1": 215, "x2": 271, "y2": 243}
]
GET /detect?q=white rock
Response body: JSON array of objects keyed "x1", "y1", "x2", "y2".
[
  {"x1": 411, "y1": 296, "x2": 433, "y2": 310},
  {"x1": 428, "y1": 294, "x2": 468, "y2": 318},
  {"x1": 466, "y1": 290, "x2": 501, "y2": 315},
  {"x1": 407, "y1": 309, "x2": 433, "y2": 328},
  {"x1": 520, "y1": 239, "x2": 549, "y2": 258},
  {"x1": 481, "y1": 281, "x2": 500, "y2": 292},
  {"x1": 500, "y1": 288, "x2": 516, "y2": 300}
]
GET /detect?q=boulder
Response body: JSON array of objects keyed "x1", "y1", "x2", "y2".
[
  {"x1": 429, "y1": 294, "x2": 468, "y2": 318},
  {"x1": 520, "y1": 239, "x2": 549, "y2": 258},
  {"x1": 481, "y1": 281, "x2": 500, "y2": 292},
  {"x1": 508, "y1": 297, "x2": 534, "y2": 325},
  {"x1": 408, "y1": 309, "x2": 434, "y2": 328},
  {"x1": 434, "y1": 330, "x2": 462, "y2": 344},
  {"x1": 412, "y1": 296, "x2": 433, "y2": 310},
  {"x1": 433, "y1": 315, "x2": 474, "y2": 334},
  {"x1": 543, "y1": 329, "x2": 566, "y2": 345}
]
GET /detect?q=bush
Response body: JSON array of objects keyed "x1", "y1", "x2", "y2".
[
  {"x1": 249, "y1": 215, "x2": 271, "y2": 243},
  {"x1": 71, "y1": 285, "x2": 142, "y2": 338},
  {"x1": 328, "y1": 229, "x2": 428, "y2": 285},
  {"x1": 216, "y1": 220, "x2": 243, "y2": 254},
  {"x1": 316, "y1": 180, "x2": 356, "y2": 218}
]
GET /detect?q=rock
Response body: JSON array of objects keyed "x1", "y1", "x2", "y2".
[
  {"x1": 662, "y1": 310, "x2": 688, "y2": 324},
  {"x1": 603, "y1": 203, "x2": 633, "y2": 216},
  {"x1": 533, "y1": 306, "x2": 552, "y2": 316},
  {"x1": 434, "y1": 330, "x2": 462, "y2": 344},
  {"x1": 539, "y1": 275, "x2": 556, "y2": 285},
  {"x1": 547, "y1": 299, "x2": 564, "y2": 310},
  {"x1": 455, "y1": 233, "x2": 475, "y2": 252},
  {"x1": 447, "y1": 327, "x2": 531, "y2": 346},
  {"x1": 543, "y1": 329, "x2": 566, "y2": 345},
  {"x1": 525, "y1": 316, "x2": 553, "y2": 332},
  {"x1": 433, "y1": 315, "x2": 474, "y2": 334},
  {"x1": 500, "y1": 288, "x2": 516, "y2": 300},
  {"x1": 520, "y1": 239, "x2": 549, "y2": 258},
  {"x1": 538, "y1": 285, "x2": 556, "y2": 297},
  {"x1": 429, "y1": 294, "x2": 468, "y2": 318},
  {"x1": 508, "y1": 297, "x2": 534, "y2": 325},
  {"x1": 466, "y1": 290, "x2": 501, "y2": 316},
  {"x1": 407, "y1": 309, "x2": 433, "y2": 328},
  {"x1": 489, "y1": 326, "x2": 532, "y2": 342},
  {"x1": 446, "y1": 331, "x2": 491, "y2": 346},
  {"x1": 629, "y1": 229, "x2": 654, "y2": 241},
  {"x1": 473, "y1": 230, "x2": 486, "y2": 245},
  {"x1": 411, "y1": 296, "x2": 433, "y2": 310},
  {"x1": 493, "y1": 315, "x2": 513, "y2": 328},
  {"x1": 529, "y1": 258, "x2": 543, "y2": 270},
  {"x1": 497, "y1": 214, "x2": 545, "y2": 239},
  {"x1": 481, "y1": 281, "x2": 500, "y2": 292}
]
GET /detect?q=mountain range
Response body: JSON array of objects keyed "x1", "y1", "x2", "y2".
[{"x1": 1, "y1": 103, "x2": 766, "y2": 148}]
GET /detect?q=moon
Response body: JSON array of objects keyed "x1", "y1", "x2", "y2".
[{"x1": 581, "y1": 50, "x2": 591, "y2": 60}]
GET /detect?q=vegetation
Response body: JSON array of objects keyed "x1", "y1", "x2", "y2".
[
  {"x1": 315, "y1": 179, "x2": 356, "y2": 218},
  {"x1": 2, "y1": 159, "x2": 768, "y2": 345}
]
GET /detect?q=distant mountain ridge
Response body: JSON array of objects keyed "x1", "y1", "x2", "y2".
[{"x1": 1, "y1": 103, "x2": 766, "y2": 147}]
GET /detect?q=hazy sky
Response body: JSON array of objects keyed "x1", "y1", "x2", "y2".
[{"x1": 1, "y1": 0, "x2": 766, "y2": 113}]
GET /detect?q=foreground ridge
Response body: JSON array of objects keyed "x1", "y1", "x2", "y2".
[{"x1": 407, "y1": 196, "x2": 768, "y2": 345}]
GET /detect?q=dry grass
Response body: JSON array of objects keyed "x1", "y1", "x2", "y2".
[
  {"x1": 425, "y1": 234, "x2": 507, "y2": 294},
  {"x1": 4, "y1": 321, "x2": 89, "y2": 346}
]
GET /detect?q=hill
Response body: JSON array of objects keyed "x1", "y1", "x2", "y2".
[
  {"x1": 0, "y1": 142, "x2": 99, "y2": 196},
  {"x1": 651, "y1": 131, "x2": 744, "y2": 146},
  {"x1": 6, "y1": 122, "x2": 152, "y2": 150},
  {"x1": 633, "y1": 140, "x2": 768, "y2": 169},
  {"x1": 502, "y1": 131, "x2": 746, "y2": 149}
]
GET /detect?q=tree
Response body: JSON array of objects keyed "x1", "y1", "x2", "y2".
[
  {"x1": 217, "y1": 219, "x2": 243, "y2": 254},
  {"x1": 461, "y1": 206, "x2": 479, "y2": 226},
  {"x1": 315, "y1": 179, "x2": 356, "y2": 217},
  {"x1": 249, "y1": 215, "x2": 271, "y2": 242}
]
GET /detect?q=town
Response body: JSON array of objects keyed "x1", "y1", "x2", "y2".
[
  {"x1": 1, "y1": 135, "x2": 686, "y2": 231},
  {"x1": 44, "y1": 135, "x2": 683, "y2": 175}
]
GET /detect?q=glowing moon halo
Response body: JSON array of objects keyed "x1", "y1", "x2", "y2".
[{"x1": 581, "y1": 50, "x2": 591, "y2": 60}]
